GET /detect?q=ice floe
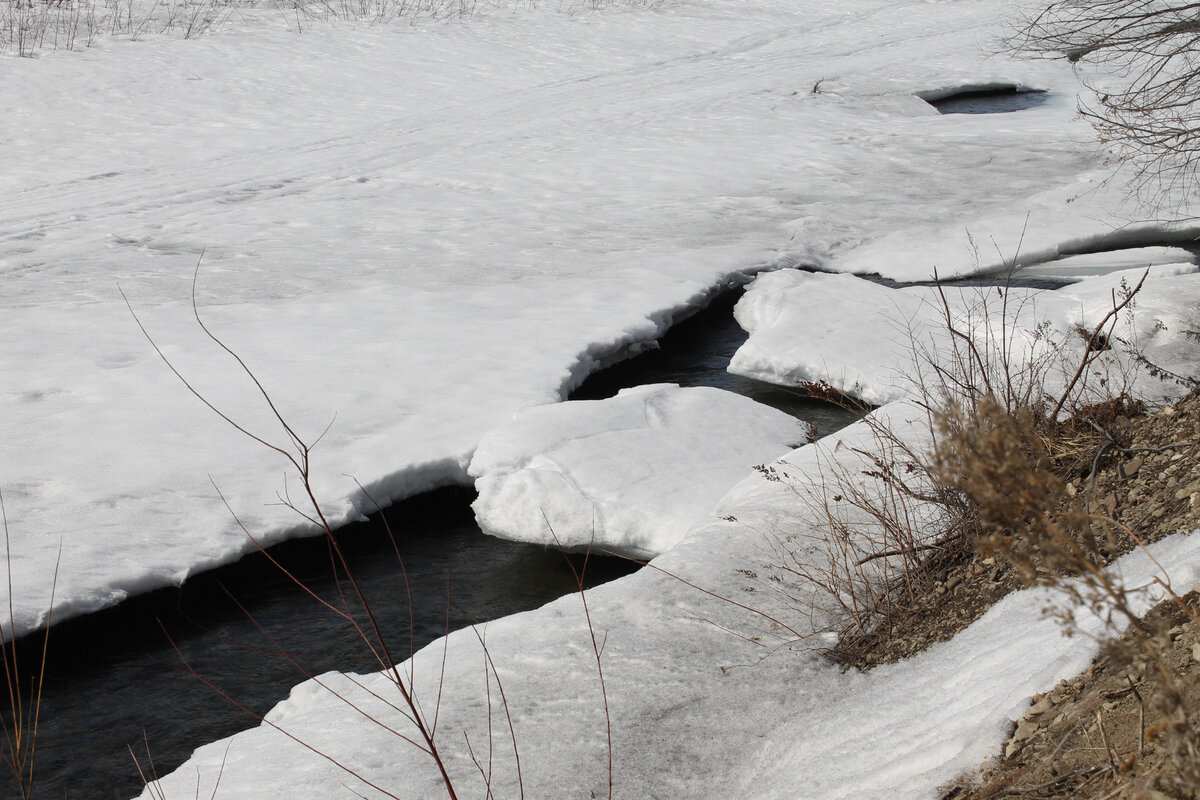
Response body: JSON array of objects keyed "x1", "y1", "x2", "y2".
[{"x1": 469, "y1": 384, "x2": 814, "y2": 558}]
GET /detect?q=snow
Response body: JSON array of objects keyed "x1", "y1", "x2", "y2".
[
  {"x1": 468, "y1": 383, "x2": 813, "y2": 559},
  {"x1": 139, "y1": 401, "x2": 1200, "y2": 799},
  {"x1": 7, "y1": 0, "x2": 1200, "y2": 636},
  {"x1": 729, "y1": 264, "x2": 1200, "y2": 406},
  {"x1": 4, "y1": 0, "x2": 1200, "y2": 796}
]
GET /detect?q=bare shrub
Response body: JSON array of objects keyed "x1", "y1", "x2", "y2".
[
  {"x1": 746, "y1": 414, "x2": 967, "y2": 639},
  {"x1": 1006, "y1": 0, "x2": 1200, "y2": 205},
  {"x1": 122, "y1": 263, "x2": 620, "y2": 799},
  {"x1": 746, "y1": 269, "x2": 1158, "y2": 649},
  {"x1": 124, "y1": 281, "x2": 468, "y2": 799},
  {"x1": 933, "y1": 393, "x2": 1200, "y2": 797}
]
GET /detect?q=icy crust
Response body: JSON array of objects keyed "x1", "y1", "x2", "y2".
[
  {"x1": 139, "y1": 402, "x2": 1200, "y2": 800},
  {"x1": 729, "y1": 265, "x2": 1200, "y2": 406},
  {"x1": 468, "y1": 384, "x2": 814, "y2": 559}
]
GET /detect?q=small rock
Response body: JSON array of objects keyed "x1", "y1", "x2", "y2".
[
  {"x1": 1161, "y1": 406, "x2": 1177, "y2": 417},
  {"x1": 1029, "y1": 696, "x2": 1054, "y2": 715},
  {"x1": 1192, "y1": 642, "x2": 1200, "y2": 663},
  {"x1": 1012, "y1": 719, "x2": 1040, "y2": 741},
  {"x1": 1123, "y1": 457, "x2": 1144, "y2": 478},
  {"x1": 1175, "y1": 486, "x2": 1195, "y2": 501}
]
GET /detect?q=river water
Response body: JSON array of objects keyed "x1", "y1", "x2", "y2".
[{"x1": 19, "y1": 289, "x2": 855, "y2": 800}]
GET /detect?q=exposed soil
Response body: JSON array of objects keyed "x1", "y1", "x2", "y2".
[
  {"x1": 944, "y1": 593, "x2": 1200, "y2": 800},
  {"x1": 834, "y1": 391, "x2": 1200, "y2": 796}
]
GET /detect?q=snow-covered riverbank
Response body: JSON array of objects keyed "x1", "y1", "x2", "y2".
[
  {"x1": 6, "y1": 0, "x2": 1191, "y2": 639},
  {"x1": 5, "y1": 0, "x2": 1200, "y2": 795},
  {"x1": 141, "y1": 394, "x2": 1200, "y2": 799}
]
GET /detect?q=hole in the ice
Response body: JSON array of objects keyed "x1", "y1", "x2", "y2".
[
  {"x1": 1015, "y1": 244, "x2": 1199, "y2": 282},
  {"x1": 918, "y1": 84, "x2": 1049, "y2": 114}
]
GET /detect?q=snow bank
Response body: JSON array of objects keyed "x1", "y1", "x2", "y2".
[
  {"x1": 729, "y1": 265, "x2": 1200, "y2": 406},
  {"x1": 139, "y1": 398, "x2": 1200, "y2": 799},
  {"x1": 469, "y1": 384, "x2": 813, "y2": 559}
]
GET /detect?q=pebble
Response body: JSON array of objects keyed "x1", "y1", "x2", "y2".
[
  {"x1": 1012, "y1": 719, "x2": 1040, "y2": 741},
  {"x1": 1028, "y1": 696, "x2": 1054, "y2": 715},
  {"x1": 1123, "y1": 457, "x2": 1143, "y2": 478},
  {"x1": 1192, "y1": 642, "x2": 1200, "y2": 663}
]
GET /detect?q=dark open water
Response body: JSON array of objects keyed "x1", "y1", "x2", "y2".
[{"x1": 14, "y1": 286, "x2": 854, "y2": 800}]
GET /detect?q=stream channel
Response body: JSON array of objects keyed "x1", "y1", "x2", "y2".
[{"x1": 20, "y1": 287, "x2": 857, "y2": 800}]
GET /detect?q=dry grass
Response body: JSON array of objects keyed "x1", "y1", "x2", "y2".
[
  {"x1": 0, "y1": 490, "x2": 57, "y2": 800},
  {"x1": 1, "y1": 0, "x2": 662, "y2": 57},
  {"x1": 936, "y1": 393, "x2": 1200, "y2": 799}
]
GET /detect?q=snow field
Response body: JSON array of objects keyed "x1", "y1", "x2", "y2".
[
  {"x1": 2, "y1": 0, "x2": 1160, "y2": 637},
  {"x1": 3, "y1": 0, "x2": 1200, "y2": 795}
]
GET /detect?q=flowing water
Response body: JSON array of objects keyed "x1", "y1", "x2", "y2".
[{"x1": 19, "y1": 287, "x2": 854, "y2": 800}]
